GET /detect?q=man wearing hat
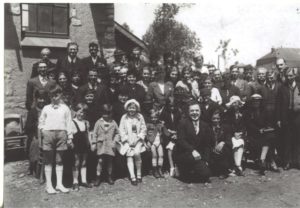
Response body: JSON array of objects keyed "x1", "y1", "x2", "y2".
[
  {"x1": 82, "y1": 41, "x2": 108, "y2": 85},
  {"x1": 128, "y1": 47, "x2": 147, "y2": 78}
]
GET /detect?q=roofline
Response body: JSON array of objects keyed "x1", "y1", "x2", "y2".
[{"x1": 114, "y1": 21, "x2": 148, "y2": 52}]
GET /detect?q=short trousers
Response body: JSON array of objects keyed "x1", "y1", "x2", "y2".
[
  {"x1": 42, "y1": 130, "x2": 67, "y2": 151},
  {"x1": 43, "y1": 150, "x2": 64, "y2": 165}
]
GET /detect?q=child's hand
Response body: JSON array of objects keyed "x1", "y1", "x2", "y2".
[
  {"x1": 67, "y1": 138, "x2": 74, "y2": 149},
  {"x1": 91, "y1": 144, "x2": 96, "y2": 152}
]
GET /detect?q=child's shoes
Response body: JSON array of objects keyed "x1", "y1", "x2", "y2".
[
  {"x1": 45, "y1": 186, "x2": 58, "y2": 195},
  {"x1": 170, "y1": 168, "x2": 176, "y2": 177},
  {"x1": 81, "y1": 182, "x2": 93, "y2": 188},
  {"x1": 73, "y1": 183, "x2": 80, "y2": 191},
  {"x1": 94, "y1": 176, "x2": 101, "y2": 187}
]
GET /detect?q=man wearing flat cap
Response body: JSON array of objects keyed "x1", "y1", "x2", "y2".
[{"x1": 31, "y1": 48, "x2": 56, "y2": 78}]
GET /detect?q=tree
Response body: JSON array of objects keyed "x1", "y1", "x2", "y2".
[
  {"x1": 143, "y1": 4, "x2": 201, "y2": 63},
  {"x1": 122, "y1": 22, "x2": 133, "y2": 33},
  {"x1": 215, "y1": 39, "x2": 239, "y2": 70}
]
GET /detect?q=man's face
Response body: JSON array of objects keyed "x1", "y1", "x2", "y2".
[
  {"x1": 36, "y1": 98, "x2": 46, "y2": 109},
  {"x1": 38, "y1": 63, "x2": 47, "y2": 77},
  {"x1": 286, "y1": 70, "x2": 296, "y2": 84},
  {"x1": 88, "y1": 71, "x2": 98, "y2": 84},
  {"x1": 213, "y1": 71, "x2": 222, "y2": 82},
  {"x1": 208, "y1": 67, "x2": 215, "y2": 75},
  {"x1": 211, "y1": 114, "x2": 221, "y2": 126},
  {"x1": 132, "y1": 49, "x2": 140, "y2": 59},
  {"x1": 127, "y1": 74, "x2": 136, "y2": 85},
  {"x1": 170, "y1": 70, "x2": 178, "y2": 80},
  {"x1": 231, "y1": 68, "x2": 239, "y2": 80},
  {"x1": 89, "y1": 46, "x2": 98, "y2": 57},
  {"x1": 244, "y1": 70, "x2": 253, "y2": 81},
  {"x1": 276, "y1": 59, "x2": 286, "y2": 71},
  {"x1": 41, "y1": 50, "x2": 50, "y2": 61},
  {"x1": 204, "y1": 79, "x2": 213, "y2": 89},
  {"x1": 51, "y1": 92, "x2": 62, "y2": 104},
  {"x1": 267, "y1": 72, "x2": 275, "y2": 83},
  {"x1": 68, "y1": 45, "x2": 78, "y2": 58},
  {"x1": 257, "y1": 71, "x2": 266, "y2": 83},
  {"x1": 189, "y1": 104, "x2": 201, "y2": 121},
  {"x1": 58, "y1": 74, "x2": 68, "y2": 88},
  {"x1": 194, "y1": 57, "x2": 203, "y2": 68}
]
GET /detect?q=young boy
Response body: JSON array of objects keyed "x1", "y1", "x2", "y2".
[{"x1": 39, "y1": 85, "x2": 73, "y2": 194}]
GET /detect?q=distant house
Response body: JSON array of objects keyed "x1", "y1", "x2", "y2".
[
  {"x1": 256, "y1": 47, "x2": 300, "y2": 70},
  {"x1": 4, "y1": 3, "x2": 147, "y2": 116}
]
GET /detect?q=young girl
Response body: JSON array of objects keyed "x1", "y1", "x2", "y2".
[
  {"x1": 146, "y1": 109, "x2": 170, "y2": 178},
  {"x1": 71, "y1": 103, "x2": 92, "y2": 191},
  {"x1": 92, "y1": 104, "x2": 120, "y2": 186},
  {"x1": 118, "y1": 99, "x2": 147, "y2": 185},
  {"x1": 160, "y1": 99, "x2": 181, "y2": 177}
]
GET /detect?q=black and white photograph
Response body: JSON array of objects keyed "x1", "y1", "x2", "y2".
[{"x1": 2, "y1": 1, "x2": 300, "y2": 207}]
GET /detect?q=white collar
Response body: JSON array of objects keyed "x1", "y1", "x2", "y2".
[
  {"x1": 72, "y1": 84, "x2": 79, "y2": 89},
  {"x1": 39, "y1": 75, "x2": 47, "y2": 82},
  {"x1": 68, "y1": 56, "x2": 77, "y2": 63}
]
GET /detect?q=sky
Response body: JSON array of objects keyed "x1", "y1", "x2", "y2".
[{"x1": 115, "y1": 1, "x2": 300, "y2": 66}]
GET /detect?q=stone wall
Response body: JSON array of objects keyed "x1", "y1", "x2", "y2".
[{"x1": 4, "y1": 3, "x2": 115, "y2": 117}]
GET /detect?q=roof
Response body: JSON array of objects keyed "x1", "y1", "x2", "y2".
[
  {"x1": 114, "y1": 21, "x2": 148, "y2": 52},
  {"x1": 256, "y1": 48, "x2": 300, "y2": 68}
]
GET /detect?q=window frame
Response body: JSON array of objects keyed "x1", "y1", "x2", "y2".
[{"x1": 21, "y1": 3, "x2": 70, "y2": 39}]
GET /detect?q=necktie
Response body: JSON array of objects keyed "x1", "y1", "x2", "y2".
[
  {"x1": 290, "y1": 85, "x2": 295, "y2": 110},
  {"x1": 193, "y1": 121, "x2": 199, "y2": 134}
]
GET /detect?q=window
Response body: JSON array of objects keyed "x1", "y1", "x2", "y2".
[{"x1": 21, "y1": 3, "x2": 69, "y2": 38}]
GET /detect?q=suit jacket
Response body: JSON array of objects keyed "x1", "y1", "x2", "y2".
[
  {"x1": 147, "y1": 82, "x2": 174, "y2": 105},
  {"x1": 31, "y1": 60, "x2": 56, "y2": 78},
  {"x1": 276, "y1": 81, "x2": 300, "y2": 125},
  {"x1": 176, "y1": 118, "x2": 214, "y2": 162},
  {"x1": 76, "y1": 82, "x2": 109, "y2": 107},
  {"x1": 25, "y1": 77, "x2": 56, "y2": 110},
  {"x1": 200, "y1": 101, "x2": 221, "y2": 123},
  {"x1": 82, "y1": 56, "x2": 109, "y2": 84},
  {"x1": 56, "y1": 56, "x2": 85, "y2": 84}
]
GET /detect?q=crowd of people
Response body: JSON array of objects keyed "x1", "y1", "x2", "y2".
[{"x1": 25, "y1": 41, "x2": 300, "y2": 195}]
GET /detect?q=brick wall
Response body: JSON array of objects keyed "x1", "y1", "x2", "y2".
[{"x1": 4, "y1": 3, "x2": 115, "y2": 117}]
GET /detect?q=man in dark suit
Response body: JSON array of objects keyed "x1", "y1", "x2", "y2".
[
  {"x1": 128, "y1": 47, "x2": 147, "y2": 78},
  {"x1": 276, "y1": 67, "x2": 300, "y2": 170},
  {"x1": 75, "y1": 68, "x2": 109, "y2": 108},
  {"x1": 56, "y1": 42, "x2": 85, "y2": 84},
  {"x1": 31, "y1": 48, "x2": 56, "y2": 78},
  {"x1": 82, "y1": 42, "x2": 109, "y2": 85},
  {"x1": 123, "y1": 70, "x2": 146, "y2": 105},
  {"x1": 26, "y1": 61, "x2": 57, "y2": 110},
  {"x1": 175, "y1": 100, "x2": 214, "y2": 183}
]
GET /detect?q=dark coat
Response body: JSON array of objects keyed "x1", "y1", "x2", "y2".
[
  {"x1": 215, "y1": 81, "x2": 240, "y2": 105},
  {"x1": 123, "y1": 84, "x2": 146, "y2": 105},
  {"x1": 146, "y1": 82, "x2": 174, "y2": 106},
  {"x1": 82, "y1": 56, "x2": 109, "y2": 84},
  {"x1": 56, "y1": 56, "x2": 85, "y2": 84},
  {"x1": 75, "y1": 83, "x2": 109, "y2": 106},
  {"x1": 112, "y1": 101, "x2": 126, "y2": 125},
  {"x1": 176, "y1": 119, "x2": 214, "y2": 163},
  {"x1": 223, "y1": 108, "x2": 247, "y2": 133},
  {"x1": 25, "y1": 77, "x2": 56, "y2": 110},
  {"x1": 200, "y1": 101, "x2": 221, "y2": 123},
  {"x1": 31, "y1": 60, "x2": 56, "y2": 78},
  {"x1": 159, "y1": 108, "x2": 181, "y2": 131}
]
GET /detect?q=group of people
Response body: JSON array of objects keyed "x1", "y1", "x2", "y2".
[{"x1": 25, "y1": 41, "x2": 300, "y2": 195}]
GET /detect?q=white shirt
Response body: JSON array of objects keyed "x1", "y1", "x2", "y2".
[
  {"x1": 68, "y1": 56, "x2": 77, "y2": 64},
  {"x1": 71, "y1": 118, "x2": 88, "y2": 134},
  {"x1": 39, "y1": 75, "x2": 48, "y2": 87},
  {"x1": 210, "y1": 87, "x2": 223, "y2": 105},
  {"x1": 193, "y1": 120, "x2": 199, "y2": 135},
  {"x1": 91, "y1": 56, "x2": 97, "y2": 65},
  {"x1": 39, "y1": 103, "x2": 73, "y2": 138},
  {"x1": 158, "y1": 83, "x2": 165, "y2": 94}
]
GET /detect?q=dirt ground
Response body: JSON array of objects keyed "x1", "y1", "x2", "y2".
[{"x1": 4, "y1": 160, "x2": 300, "y2": 208}]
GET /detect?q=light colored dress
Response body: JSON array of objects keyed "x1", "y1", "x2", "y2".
[{"x1": 118, "y1": 113, "x2": 147, "y2": 156}]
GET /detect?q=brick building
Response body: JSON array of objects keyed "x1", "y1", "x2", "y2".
[{"x1": 4, "y1": 3, "x2": 147, "y2": 117}]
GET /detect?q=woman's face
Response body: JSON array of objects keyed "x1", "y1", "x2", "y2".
[
  {"x1": 127, "y1": 104, "x2": 137, "y2": 116},
  {"x1": 234, "y1": 132, "x2": 243, "y2": 140},
  {"x1": 58, "y1": 74, "x2": 68, "y2": 88},
  {"x1": 170, "y1": 70, "x2": 178, "y2": 82},
  {"x1": 232, "y1": 101, "x2": 240, "y2": 110},
  {"x1": 118, "y1": 94, "x2": 128, "y2": 104},
  {"x1": 84, "y1": 93, "x2": 94, "y2": 104},
  {"x1": 204, "y1": 79, "x2": 213, "y2": 89},
  {"x1": 142, "y1": 69, "x2": 151, "y2": 82},
  {"x1": 211, "y1": 114, "x2": 221, "y2": 126},
  {"x1": 183, "y1": 71, "x2": 191, "y2": 81}
]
